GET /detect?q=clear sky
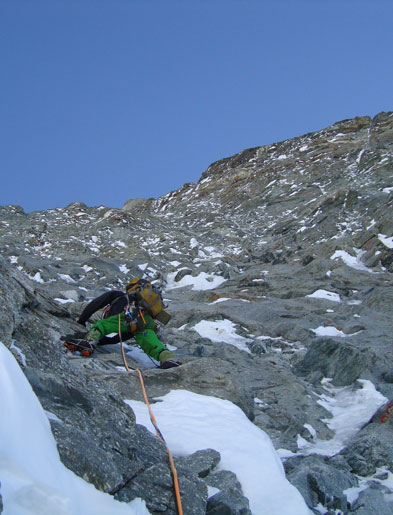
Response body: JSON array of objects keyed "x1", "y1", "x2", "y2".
[{"x1": 1, "y1": 0, "x2": 392, "y2": 213}]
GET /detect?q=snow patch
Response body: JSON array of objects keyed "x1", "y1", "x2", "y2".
[
  {"x1": 311, "y1": 326, "x2": 349, "y2": 338},
  {"x1": 331, "y1": 249, "x2": 374, "y2": 273},
  {"x1": 307, "y1": 290, "x2": 341, "y2": 302},
  {"x1": 296, "y1": 379, "x2": 387, "y2": 457},
  {"x1": 378, "y1": 233, "x2": 393, "y2": 249},
  {"x1": 29, "y1": 272, "x2": 45, "y2": 283},
  {"x1": 192, "y1": 319, "x2": 252, "y2": 353},
  {"x1": 208, "y1": 297, "x2": 231, "y2": 304},
  {"x1": 57, "y1": 274, "x2": 76, "y2": 283},
  {"x1": 169, "y1": 261, "x2": 182, "y2": 267},
  {"x1": 166, "y1": 271, "x2": 226, "y2": 291},
  {"x1": 54, "y1": 298, "x2": 75, "y2": 304}
]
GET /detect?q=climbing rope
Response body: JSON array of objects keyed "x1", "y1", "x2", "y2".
[{"x1": 118, "y1": 315, "x2": 183, "y2": 515}]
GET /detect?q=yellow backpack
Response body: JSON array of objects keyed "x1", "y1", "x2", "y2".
[{"x1": 125, "y1": 278, "x2": 171, "y2": 325}]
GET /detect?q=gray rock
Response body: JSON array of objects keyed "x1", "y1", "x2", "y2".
[
  {"x1": 284, "y1": 455, "x2": 357, "y2": 512},
  {"x1": 350, "y1": 483, "x2": 393, "y2": 514},
  {"x1": 345, "y1": 454, "x2": 377, "y2": 477},
  {"x1": 51, "y1": 420, "x2": 124, "y2": 492},
  {"x1": 206, "y1": 489, "x2": 252, "y2": 514},
  {"x1": 204, "y1": 470, "x2": 251, "y2": 515},
  {"x1": 176, "y1": 449, "x2": 221, "y2": 478},
  {"x1": 174, "y1": 268, "x2": 194, "y2": 282},
  {"x1": 122, "y1": 198, "x2": 153, "y2": 213},
  {"x1": 341, "y1": 428, "x2": 393, "y2": 474},
  {"x1": 205, "y1": 470, "x2": 243, "y2": 493},
  {"x1": 294, "y1": 338, "x2": 373, "y2": 386},
  {"x1": 115, "y1": 461, "x2": 208, "y2": 514}
]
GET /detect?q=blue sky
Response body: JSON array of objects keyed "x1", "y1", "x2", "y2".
[{"x1": 1, "y1": 0, "x2": 392, "y2": 213}]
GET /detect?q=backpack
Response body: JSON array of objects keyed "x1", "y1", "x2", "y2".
[{"x1": 125, "y1": 278, "x2": 171, "y2": 325}]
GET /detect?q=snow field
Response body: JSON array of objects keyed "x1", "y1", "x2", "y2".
[{"x1": 126, "y1": 390, "x2": 311, "y2": 515}]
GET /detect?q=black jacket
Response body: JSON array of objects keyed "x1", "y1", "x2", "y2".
[{"x1": 78, "y1": 290, "x2": 133, "y2": 326}]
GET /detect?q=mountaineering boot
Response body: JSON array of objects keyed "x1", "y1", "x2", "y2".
[
  {"x1": 160, "y1": 359, "x2": 182, "y2": 369},
  {"x1": 158, "y1": 349, "x2": 182, "y2": 369},
  {"x1": 63, "y1": 339, "x2": 96, "y2": 357}
]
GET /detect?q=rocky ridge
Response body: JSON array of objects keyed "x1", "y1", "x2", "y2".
[{"x1": 1, "y1": 111, "x2": 393, "y2": 514}]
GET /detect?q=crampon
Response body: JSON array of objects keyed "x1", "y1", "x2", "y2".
[{"x1": 63, "y1": 339, "x2": 95, "y2": 357}]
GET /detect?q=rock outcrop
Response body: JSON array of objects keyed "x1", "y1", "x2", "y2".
[{"x1": 1, "y1": 111, "x2": 393, "y2": 513}]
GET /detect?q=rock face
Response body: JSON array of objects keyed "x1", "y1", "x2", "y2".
[{"x1": 1, "y1": 111, "x2": 393, "y2": 513}]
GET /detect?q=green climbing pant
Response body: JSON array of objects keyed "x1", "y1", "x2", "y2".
[{"x1": 87, "y1": 313, "x2": 173, "y2": 362}]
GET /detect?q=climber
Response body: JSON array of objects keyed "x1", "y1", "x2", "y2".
[{"x1": 64, "y1": 278, "x2": 181, "y2": 369}]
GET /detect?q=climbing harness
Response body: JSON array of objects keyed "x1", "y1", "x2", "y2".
[{"x1": 117, "y1": 315, "x2": 183, "y2": 515}]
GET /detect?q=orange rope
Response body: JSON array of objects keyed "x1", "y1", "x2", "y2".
[
  {"x1": 118, "y1": 314, "x2": 183, "y2": 514},
  {"x1": 119, "y1": 314, "x2": 132, "y2": 372}
]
